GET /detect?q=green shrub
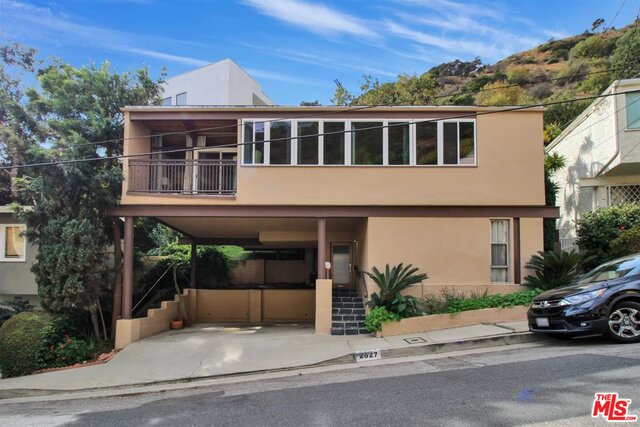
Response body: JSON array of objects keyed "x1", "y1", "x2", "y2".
[
  {"x1": 365, "y1": 263, "x2": 427, "y2": 318},
  {"x1": 576, "y1": 204, "x2": 640, "y2": 268},
  {"x1": 524, "y1": 250, "x2": 585, "y2": 290},
  {"x1": 38, "y1": 314, "x2": 95, "y2": 368},
  {"x1": 610, "y1": 227, "x2": 640, "y2": 258},
  {"x1": 569, "y1": 35, "x2": 616, "y2": 59},
  {"x1": 0, "y1": 311, "x2": 54, "y2": 377},
  {"x1": 422, "y1": 289, "x2": 542, "y2": 315},
  {"x1": 364, "y1": 307, "x2": 401, "y2": 333}
]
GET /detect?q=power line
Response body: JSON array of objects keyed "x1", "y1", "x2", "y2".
[
  {"x1": 3, "y1": 89, "x2": 639, "y2": 171},
  {"x1": 4, "y1": 60, "x2": 640, "y2": 159}
]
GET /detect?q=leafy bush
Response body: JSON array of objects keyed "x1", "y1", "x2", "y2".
[
  {"x1": 0, "y1": 297, "x2": 33, "y2": 327},
  {"x1": 570, "y1": 35, "x2": 616, "y2": 59},
  {"x1": 38, "y1": 314, "x2": 96, "y2": 369},
  {"x1": 610, "y1": 227, "x2": 640, "y2": 258},
  {"x1": 524, "y1": 250, "x2": 585, "y2": 290},
  {"x1": 506, "y1": 65, "x2": 529, "y2": 84},
  {"x1": 364, "y1": 307, "x2": 400, "y2": 333},
  {"x1": 365, "y1": 264, "x2": 427, "y2": 318},
  {"x1": 0, "y1": 311, "x2": 54, "y2": 377},
  {"x1": 576, "y1": 204, "x2": 640, "y2": 269},
  {"x1": 422, "y1": 289, "x2": 542, "y2": 315}
]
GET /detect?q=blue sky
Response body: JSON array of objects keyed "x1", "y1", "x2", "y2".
[{"x1": 1, "y1": 0, "x2": 639, "y2": 104}]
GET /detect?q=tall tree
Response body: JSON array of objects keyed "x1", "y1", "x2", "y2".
[{"x1": 18, "y1": 61, "x2": 164, "y2": 337}]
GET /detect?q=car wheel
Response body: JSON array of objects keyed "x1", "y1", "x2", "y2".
[
  {"x1": 607, "y1": 301, "x2": 640, "y2": 343},
  {"x1": 545, "y1": 333, "x2": 576, "y2": 340}
]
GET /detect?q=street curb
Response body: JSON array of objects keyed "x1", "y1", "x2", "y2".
[{"x1": 0, "y1": 331, "x2": 547, "y2": 403}]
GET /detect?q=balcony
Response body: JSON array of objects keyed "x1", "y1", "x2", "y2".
[{"x1": 128, "y1": 159, "x2": 237, "y2": 195}]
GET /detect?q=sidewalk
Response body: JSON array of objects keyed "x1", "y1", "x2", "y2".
[{"x1": 0, "y1": 321, "x2": 540, "y2": 397}]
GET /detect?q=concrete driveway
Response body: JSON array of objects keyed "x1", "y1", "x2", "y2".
[{"x1": 0, "y1": 324, "x2": 358, "y2": 391}]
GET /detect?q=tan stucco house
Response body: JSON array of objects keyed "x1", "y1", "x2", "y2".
[
  {"x1": 111, "y1": 105, "x2": 557, "y2": 347},
  {"x1": 0, "y1": 206, "x2": 37, "y2": 305}
]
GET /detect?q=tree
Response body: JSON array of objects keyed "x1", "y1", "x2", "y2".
[
  {"x1": 611, "y1": 20, "x2": 640, "y2": 80},
  {"x1": 331, "y1": 80, "x2": 353, "y2": 106},
  {"x1": 348, "y1": 73, "x2": 438, "y2": 106},
  {"x1": 0, "y1": 43, "x2": 42, "y2": 203},
  {"x1": 544, "y1": 153, "x2": 566, "y2": 251},
  {"x1": 17, "y1": 60, "x2": 164, "y2": 338},
  {"x1": 474, "y1": 80, "x2": 532, "y2": 106},
  {"x1": 300, "y1": 100, "x2": 320, "y2": 106}
]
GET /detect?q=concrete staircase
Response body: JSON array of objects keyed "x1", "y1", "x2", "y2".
[{"x1": 331, "y1": 288, "x2": 368, "y2": 335}]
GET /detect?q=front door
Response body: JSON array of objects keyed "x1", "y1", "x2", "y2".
[{"x1": 331, "y1": 243, "x2": 352, "y2": 288}]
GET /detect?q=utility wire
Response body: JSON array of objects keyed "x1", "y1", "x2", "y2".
[{"x1": 3, "y1": 89, "x2": 640, "y2": 171}]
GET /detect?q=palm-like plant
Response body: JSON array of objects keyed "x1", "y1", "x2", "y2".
[
  {"x1": 364, "y1": 264, "x2": 428, "y2": 316},
  {"x1": 524, "y1": 250, "x2": 585, "y2": 290}
]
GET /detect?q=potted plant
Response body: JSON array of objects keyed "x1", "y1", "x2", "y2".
[{"x1": 171, "y1": 266, "x2": 189, "y2": 329}]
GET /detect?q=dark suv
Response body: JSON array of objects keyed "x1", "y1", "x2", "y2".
[{"x1": 528, "y1": 253, "x2": 640, "y2": 343}]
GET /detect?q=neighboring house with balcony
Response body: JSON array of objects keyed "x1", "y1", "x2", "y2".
[
  {"x1": 160, "y1": 59, "x2": 274, "y2": 106},
  {"x1": 110, "y1": 104, "x2": 556, "y2": 347},
  {"x1": 547, "y1": 79, "x2": 640, "y2": 250},
  {"x1": 0, "y1": 206, "x2": 37, "y2": 305}
]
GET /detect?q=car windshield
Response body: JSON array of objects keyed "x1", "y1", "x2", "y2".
[{"x1": 578, "y1": 256, "x2": 640, "y2": 284}]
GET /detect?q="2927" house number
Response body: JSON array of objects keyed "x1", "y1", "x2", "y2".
[{"x1": 354, "y1": 349, "x2": 381, "y2": 362}]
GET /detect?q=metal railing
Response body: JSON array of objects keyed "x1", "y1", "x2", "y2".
[{"x1": 128, "y1": 159, "x2": 237, "y2": 195}]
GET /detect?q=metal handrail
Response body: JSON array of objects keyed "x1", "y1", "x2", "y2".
[{"x1": 128, "y1": 159, "x2": 237, "y2": 195}]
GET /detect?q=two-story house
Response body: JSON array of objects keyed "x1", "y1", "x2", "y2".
[
  {"x1": 111, "y1": 105, "x2": 556, "y2": 347},
  {"x1": 548, "y1": 79, "x2": 640, "y2": 250}
]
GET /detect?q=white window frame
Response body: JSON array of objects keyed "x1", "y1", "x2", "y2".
[
  {"x1": 240, "y1": 118, "x2": 476, "y2": 168},
  {"x1": 490, "y1": 219, "x2": 510, "y2": 283},
  {"x1": 0, "y1": 224, "x2": 27, "y2": 262}
]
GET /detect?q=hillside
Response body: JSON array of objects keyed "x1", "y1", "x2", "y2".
[{"x1": 341, "y1": 18, "x2": 640, "y2": 142}]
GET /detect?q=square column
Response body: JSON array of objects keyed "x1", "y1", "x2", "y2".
[
  {"x1": 122, "y1": 216, "x2": 135, "y2": 319},
  {"x1": 317, "y1": 217, "x2": 326, "y2": 279}
]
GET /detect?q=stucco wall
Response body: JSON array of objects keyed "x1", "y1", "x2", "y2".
[
  {"x1": 361, "y1": 217, "x2": 542, "y2": 297},
  {"x1": 0, "y1": 213, "x2": 38, "y2": 299},
  {"x1": 121, "y1": 110, "x2": 545, "y2": 206}
]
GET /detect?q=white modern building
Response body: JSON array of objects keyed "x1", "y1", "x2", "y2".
[
  {"x1": 161, "y1": 59, "x2": 274, "y2": 106},
  {"x1": 547, "y1": 79, "x2": 640, "y2": 250}
]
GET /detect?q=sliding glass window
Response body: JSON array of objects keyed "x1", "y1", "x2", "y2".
[
  {"x1": 388, "y1": 122, "x2": 410, "y2": 165},
  {"x1": 270, "y1": 121, "x2": 291, "y2": 165},
  {"x1": 416, "y1": 122, "x2": 437, "y2": 165},
  {"x1": 298, "y1": 121, "x2": 319, "y2": 165},
  {"x1": 324, "y1": 122, "x2": 345, "y2": 165},
  {"x1": 352, "y1": 122, "x2": 383, "y2": 165}
]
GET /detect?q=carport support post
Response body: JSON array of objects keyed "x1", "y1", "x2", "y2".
[
  {"x1": 123, "y1": 216, "x2": 134, "y2": 320},
  {"x1": 318, "y1": 217, "x2": 326, "y2": 279},
  {"x1": 190, "y1": 241, "x2": 197, "y2": 288},
  {"x1": 514, "y1": 217, "x2": 521, "y2": 285}
]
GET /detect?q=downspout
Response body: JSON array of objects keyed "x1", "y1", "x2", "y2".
[{"x1": 595, "y1": 80, "x2": 622, "y2": 178}]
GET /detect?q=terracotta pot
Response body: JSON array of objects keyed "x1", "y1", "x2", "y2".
[{"x1": 170, "y1": 319, "x2": 184, "y2": 329}]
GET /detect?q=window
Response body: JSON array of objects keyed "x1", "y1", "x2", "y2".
[
  {"x1": 270, "y1": 121, "x2": 291, "y2": 164},
  {"x1": 490, "y1": 220, "x2": 510, "y2": 283},
  {"x1": 609, "y1": 185, "x2": 640, "y2": 205},
  {"x1": 298, "y1": 122, "x2": 318, "y2": 165},
  {"x1": 459, "y1": 122, "x2": 476, "y2": 164},
  {"x1": 243, "y1": 122, "x2": 265, "y2": 164},
  {"x1": 352, "y1": 122, "x2": 383, "y2": 165},
  {"x1": 416, "y1": 122, "x2": 437, "y2": 165},
  {"x1": 388, "y1": 122, "x2": 410, "y2": 165},
  {"x1": 1, "y1": 225, "x2": 26, "y2": 261},
  {"x1": 176, "y1": 92, "x2": 187, "y2": 106},
  {"x1": 626, "y1": 92, "x2": 640, "y2": 129},
  {"x1": 161, "y1": 97, "x2": 172, "y2": 106},
  {"x1": 324, "y1": 122, "x2": 345, "y2": 165}
]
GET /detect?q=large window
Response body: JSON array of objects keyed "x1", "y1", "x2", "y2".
[
  {"x1": 626, "y1": 92, "x2": 640, "y2": 129},
  {"x1": 270, "y1": 122, "x2": 291, "y2": 165},
  {"x1": 161, "y1": 97, "x2": 172, "y2": 106},
  {"x1": 1, "y1": 225, "x2": 26, "y2": 262},
  {"x1": 388, "y1": 122, "x2": 410, "y2": 165},
  {"x1": 490, "y1": 220, "x2": 510, "y2": 283},
  {"x1": 242, "y1": 118, "x2": 476, "y2": 167},
  {"x1": 324, "y1": 122, "x2": 345, "y2": 165},
  {"x1": 352, "y1": 122, "x2": 383, "y2": 165},
  {"x1": 298, "y1": 122, "x2": 319, "y2": 165},
  {"x1": 175, "y1": 92, "x2": 187, "y2": 106}
]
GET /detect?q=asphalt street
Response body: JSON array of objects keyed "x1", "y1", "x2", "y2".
[{"x1": 2, "y1": 337, "x2": 640, "y2": 426}]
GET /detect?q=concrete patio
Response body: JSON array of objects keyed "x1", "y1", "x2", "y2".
[{"x1": 0, "y1": 321, "x2": 532, "y2": 393}]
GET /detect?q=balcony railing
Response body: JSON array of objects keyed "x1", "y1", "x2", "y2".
[{"x1": 128, "y1": 159, "x2": 237, "y2": 195}]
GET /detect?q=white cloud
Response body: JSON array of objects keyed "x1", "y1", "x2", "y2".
[
  {"x1": 242, "y1": 0, "x2": 377, "y2": 38},
  {"x1": 244, "y1": 68, "x2": 326, "y2": 86},
  {"x1": 1, "y1": 0, "x2": 209, "y2": 66}
]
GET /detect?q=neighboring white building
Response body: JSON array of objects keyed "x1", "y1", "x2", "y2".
[
  {"x1": 548, "y1": 79, "x2": 640, "y2": 250},
  {"x1": 161, "y1": 59, "x2": 274, "y2": 106}
]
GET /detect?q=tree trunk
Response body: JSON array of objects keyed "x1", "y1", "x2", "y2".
[
  {"x1": 111, "y1": 220, "x2": 123, "y2": 340},
  {"x1": 9, "y1": 166, "x2": 18, "y2": 200},
  {"x1": 89, "y1": 303, "x2": 101, "y2": 339}
]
